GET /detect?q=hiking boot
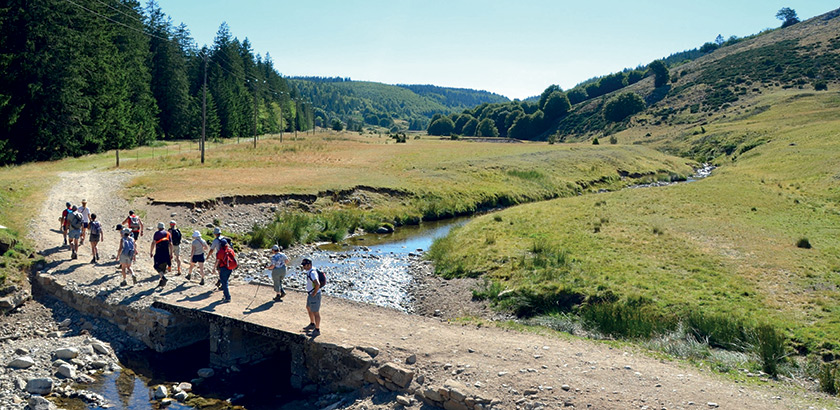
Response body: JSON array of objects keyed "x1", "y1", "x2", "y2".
[
  {"x1": 158, "y1": 277, "x2": 168, "y2": 287},
  {"x1": 220, "y1": 298, "x2": 231, "y2": 304},
  {"x1": 90, "y1": 257, "x2": 96, "y2": 264},
  {"x1": 132, "y1": 274, "x2": 137, "y2": 285},
  {"x1": 185, "y1": 273, "x2": 191, "y2": 281},
  {"x1": 214, "y1": 280, "x2": 221, "y2": 290},
  {"x1": 95, "y1": 254, "x2": 100, "y2": 261},
  {"x1": 273, "y1": 295, "x2": 283, "y2": 302},
  {"x1": 310, "y1": 328, "x2": 320, "y2": 337},
  {"x1": 199, "y1": 278, "x2": 205, "y2": 286},
  {"x1": 280, "y1": 291, "x2": 286, "y2": 298},
  {"x1": 71, "y1": 252, "x2": 77, "y2": 260},
  {"x1": 120, "y1": 280, "x2": 127, "y2": 287},
  {"x1": 303, "y1": 323, "x2": 316, "y2": 331},
  {"x1": 63, "y1": 239, "x2": 67, "y2": 246}
]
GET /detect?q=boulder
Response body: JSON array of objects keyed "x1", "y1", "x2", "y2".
[
  {"x1": 196, "y1": 368, "x2": 214, "y2": 378},
  {"x1": 27, "y1": 396, "x2": 57, "y2": 410},
  {"x1": 91, "y1": 343, "x2": 110, "y2": 355},
  {"x1": 25, "y1": 378, "x2": 54, "y2": 395},
  {"x1": 357, "y1": 346, "x2": 379, "y2": 358},
  {"x1": 56, "y1": 364, "x2": 76, "y2": 379},
  {"x1": 8, "y1": 356, "x2": 35, "y2": 369},
  {"x1": 53, "y1": 347, "x2": 79, "y2": 360},
  {"x1": 174, "y1": 391, "x2": 188, "y2": 402},
  {"x1": 177, "y1": 382, "x2": 192, "y2": 392},
  {"x1": 154, "y1": 385, "x2": 168, "y2": 399}
]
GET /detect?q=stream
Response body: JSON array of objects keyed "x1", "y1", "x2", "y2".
[{"x1": 75, "y1": 164, "x2": 713, "y2": 409}]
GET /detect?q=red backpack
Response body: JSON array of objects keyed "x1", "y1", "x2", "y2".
[{"x1": 222, "y1": 247, "x2": 238, "y2": 270}]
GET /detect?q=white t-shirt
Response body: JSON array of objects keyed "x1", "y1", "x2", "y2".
[
  {"x1": 78, "y1": 206, "x2": 91, "y2": 223},
  {"x1": 304, "y1": 268, "x2": 320, "y2": 294},
  {"x1": 270, "y1": 253, "x2": 288, "y2": 269},
  {"x1": 209, "y1": 236, "x2": 224, "y2": 257}
]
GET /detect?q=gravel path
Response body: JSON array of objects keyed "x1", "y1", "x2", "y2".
[{"x1": 20, "y1": 170, "x2": 840, "y2": 410}]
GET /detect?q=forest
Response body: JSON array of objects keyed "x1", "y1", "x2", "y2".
[{"x1": 0, "y1": 0, "x2": 312, "y2": 165}]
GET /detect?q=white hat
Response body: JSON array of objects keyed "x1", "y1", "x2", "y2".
[
  {"x1": 157, "y1": 222, "x2": 165, "y2": 229},
  {"x1": 192, "y1": 230, "x2": 201, "y2": 238},
  {"x1": 272, "y1": 244, "x2": 280, "y2": 251},
  {"x1": 169, "y1": 220, "x2": 176, "y2": 225},
  {"x1": 213, "y1": 227, "x2": 221, "y2": 235}
]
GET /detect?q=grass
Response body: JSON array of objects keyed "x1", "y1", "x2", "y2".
[{"x1": 426, "y1": 91, "x2": 840, "y2": 360}]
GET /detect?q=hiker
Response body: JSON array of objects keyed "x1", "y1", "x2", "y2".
[
  {"x1": 301, "y1": 258, "x2": 321, "y2": 337},
  {"x1": 78, "y1": 199, "x2": 91, "y2": 245},
  {"x1": 88, "y1": 213, "x2": 103, "y2": 263},
  {"x1": 167, "y1": 220, "x2": 183, "y2": 275},
  {"x1": 149, "y1": 222, "x2": 173, "y2": 287},
  {"x1": 187, "y1": 230, "x2": 208, "y2": 285},
  {"x1": 117, "y1": 227, "x2": 137, "y2": 286},
  {"x1": 215, "y1": 238, "x2": 237, "y2": 303},
  {"x1": 67, "y1": 205, "x2": 84, "y2": 259},
  {"x1": 122, "y1": 210, "x2": 144, "y2": 241},
  {"x1": 265, "y1": 245, "x2": 289, "y2": 301},
  {"x1": 207, "y1": 227, "x2": 224, "y2": 289},
  {"x1": 59, "y1": 202, "x2": 72, "y2": 246}
]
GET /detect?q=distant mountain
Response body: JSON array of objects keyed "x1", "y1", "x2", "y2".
[{"x1": 288, "y1": 77, "x2": 508, "y2": 131}]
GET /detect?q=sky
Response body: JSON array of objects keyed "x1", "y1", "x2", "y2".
[{"x1": 154, "y1": 1, "x2": 838, "y2": 100}]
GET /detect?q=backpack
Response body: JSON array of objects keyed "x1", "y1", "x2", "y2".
[
  {"x1": 69, "y1": 212, "x2": 83, "y2": 229},
  {"x1": 310, "y1": 269, "x2": 326, "y2": 288},
  {"x1": 128, "y1": 215, "x2": 140, "y2": 230},
  {"x1": 90, "y1": 221, "x2": 101, "y2": 235},
  {"x1": 121, "y1": 237, "x2": 135, "y2": 256},
  {"x1": 223, "y1": 247, "x2": 238, "y2": 270},
  {"x1": 169, "y1": 228, "x2": 182, "y2": 246}
]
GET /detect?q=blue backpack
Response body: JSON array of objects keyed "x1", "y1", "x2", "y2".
[{"x1": 121, "y1": 237, "x2": 135, "y2": 256}]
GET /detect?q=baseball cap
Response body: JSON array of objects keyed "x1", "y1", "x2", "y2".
[
  {"x1": 213, "y1": 227, "x2": 222, "y2": 235},
  {"x1": 122, "y1": 227, "x2": 131, "y2": 235},
  {"x1": 157, "y1": 222, "x2": 165, "y2": 229},
  {"x1": 192, "y1": 230, "x2": 201, "y2": 238},
  {"x1": 271, "y1": 244, "x2": 280, "y2": 251},
  {"x1": 301, "y1": 258, "x2": 312, "y2": 266}
]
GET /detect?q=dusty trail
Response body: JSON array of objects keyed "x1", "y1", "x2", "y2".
[{"x1": 30, "y1": 170, "x2": 833, "y2": 409}]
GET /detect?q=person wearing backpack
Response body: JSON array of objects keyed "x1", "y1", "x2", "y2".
[
  {"x1": 301, "y1": 258, "x2": 322, "y2": 337},
  {"x1": 150, "y1": 222, "x2": 173, "y2": 288},
  {"x1": 215, "y1": 238, "x2": 237, "y2": 303},
  {"x1": 77, "y1": 199, "x2": 91, "y2": 246},
  {"x1": 117, "y1": 227, "x2": 137, "y2": 286},
  {"x1": 168, "y1": 220, "x2": 183, "y2": 275},
  {"x1": 67, "y1": 205, "x2": 84, "y2": 260},
  {"x1": 121, "y1": 210, "x2": 144, "y2": 241},
  {"x1": 88, "y1": 213, "x2": 103, "y2": 264},
  {"x1": 59, "y1": 202, "x2": 72, "y2": 246}
]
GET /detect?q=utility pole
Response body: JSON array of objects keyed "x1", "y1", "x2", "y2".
[
  {"x1": 253, "y1": 80, "x2": 258, "y2": 149},
  {"x1": 201, "y1": 54, "x2": 207, "y2": 164}
]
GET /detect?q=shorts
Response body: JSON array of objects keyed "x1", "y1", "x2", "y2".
[
  {"x1": 154, "y1": 262, "x2": 169, "y2": 274},
  {"x1": 83, "y1": 222, "x2": 90, "y2": 228},
  {"x1": 119, "y1": 253, "x2": 133, "y2": 265},
  {"x1": 306, "y1": 291, "x2": 321, "y2": 313},
  {"x1": 68, "y1": 229, "x2": 81, "y2": 239},
  {"x1": 131, "y1": 231, "x2": 139, "y2": 241},
  {"x1": 89, "y1": 233, "x2": 100, "y2": 243},
  {"x1": 192, "y1": 254, "x2": 205, "y2": 263},
  {"x1": 172, "y1": 245, "x2": 180, "y2": 257}
]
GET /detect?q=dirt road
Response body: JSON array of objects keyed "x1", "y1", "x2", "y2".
[{"x1": 31, "y1": 170, "x2": 835, "y2": 409}]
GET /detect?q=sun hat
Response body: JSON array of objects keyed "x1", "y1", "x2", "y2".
[
  {"x1": 271, "y1": 244, "x2": 280, "y2": 251},
  {"x1": 169, "y1": 220, "x2": 176, "y2": 225},
  {"x1": 213, "y1": 227, "x2": 222, "y2": 235},
  {"x1": 157, "y1": 222, "x2": 165, "y2": 229},
  {"x1": 81, "y1": 199, "x2": 87, "y2": 203},
  {"x1": 301, "y1": 258, "x2": 312, "y2": 266},
  {"x1": 192, "y1": 230, "x2": 201, "y2": 238}
]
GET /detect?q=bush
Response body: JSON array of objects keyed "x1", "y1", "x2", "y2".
[
  {"x1": 687, "y1": 312, "x2": 751, "y2": 351},
  {"x1": 754, "y1": 324, "x2": 786, "y2": 376},
  {"x1": 604, "y1": 92, "x2": 646, "y2": 122},
  {"x1": 819, "y1": 362, "x2": 839, "y2": 395},
  {"x1": 796, "y1": 237, "x2": 812, "y2": 249},
  {"x1": 814, "y1": 81, "x2": 828, "y2": 91}
]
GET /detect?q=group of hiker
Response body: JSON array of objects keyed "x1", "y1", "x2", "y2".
[{"x1": 59, "y1": 200, "x2": 323, "y2": 337}]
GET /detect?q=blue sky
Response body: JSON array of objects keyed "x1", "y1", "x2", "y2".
[{"x1": 154, "y1": 1, "x2": 838, "y2": 99}]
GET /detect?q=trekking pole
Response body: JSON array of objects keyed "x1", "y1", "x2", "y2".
[{"x1": 244, "y1": 270, "x2": 269, "y2": 311}]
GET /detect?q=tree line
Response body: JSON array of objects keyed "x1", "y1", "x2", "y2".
[{"x1": 0, "y1": 0, "x2": 311, "y2": 165}]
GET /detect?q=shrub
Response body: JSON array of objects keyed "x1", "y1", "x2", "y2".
[
  {"x1": 814, "y1": 80, "x2": 828, "y2": 91},
  {"x1": 819, "y1": 362, "x2": 839, "y2": 395},
  {"x1": 796, "y1": 237, "x2": 812, "y2": 249},
  {"x1": 687, "y1": 312, "x2": 752, "y2": 351},
  {"x1": 754, "y1": 324, "x2": 786, "y2": 376},
  {"x1": 581, "y1": 298, "x2": 675, "y2": 339}
]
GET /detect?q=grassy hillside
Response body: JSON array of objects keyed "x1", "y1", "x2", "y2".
[
  {"x1": 430, "y1": 90, "x2": 840, "y2": 366},
  {"x1": 290, "y1": 78, "x2": 508, "y2": 131}
]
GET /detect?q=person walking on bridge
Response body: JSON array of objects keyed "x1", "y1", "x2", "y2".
[
  {"x1": 301, "y1": 258, "x2": 321, "y2": 337},
  {"x1": 168, "y1": 220, "x2": 183, "y2": 275},
  {"x1": 208, "y1": 227, "x2": 224, "y2": 289},
  {"x1": 150, "y1": 222, "x2": 173, "y2": 288},
  {"x1": 187, "y1": 230, "x2": 208, "y2": 285},
  {"x1": 215, "y1": 238, "x2": 237, "y2": 303},
  {"x1": 265, "y1": 244, "x2": 289, "y2": 301}
]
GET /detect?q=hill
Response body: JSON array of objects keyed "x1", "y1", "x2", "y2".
[{"x1": 289, "y1": 77, "x2": 508, "y2": 131}]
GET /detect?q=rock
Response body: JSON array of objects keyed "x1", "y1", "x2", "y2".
[
  {"x1": 174, "y1": 391, "x2": 188, "y2": 402},
  {"x1": 379, "y1": 363, "x2": 414, "y2": 389},
  {"x1": 14, "y1": 347, "x2": 29, "y2": 355},
  {"x1": 25, "y1": 377, "x2": 54, "y2": 395},
  {"x1": 154, "y1": 385, "x2": 169, "y2": 399},
  {"x1": 91, "y1": 343, "x2": 110, "y2": 355},
  {"x1": 53, "y1": 347, "x2": 79, "y2": 360},
  {"x1": 28, "y1": 396, "x2": 57, "y2": 410},
  {"x1": 396, "y1": 395, "x2": 412, "y2": 405},
  {"x1": 57, "y1": 363, "x2": 76, "y2": 379},
  {"x1": 561, "y1": 384, "x2": 570, "y2": 391},
  {"x1": 707, "y1": 403, "x2": 719, "y2": 408},
  {"x1": 357, "y1": 346, "x2": 379, "y2": 358},
  {"x1": 76, "y1": 373, "x2": 95, "y2": 384},
  {"x1": 444, "y1": 379, "x2": 469, "y2": 402},
  {"x1": 177, "y1": 382, "x2": 192, "y2": 392},
  {"x1": 406, "y1": 354, "x2": 417, "y2": 365},
  {"x1": 197, "y1": 368, "x2": 215, "y2": 378},
  {"x1": 8, "y1": 356, "x2": 35, "y2": 369},
  {"x1": 90, "y1": 360, "x2": 109, "y2": 369},
  {"x1": 47, "y1": 331, "x2": 63, "y2": 338},
  {"x1": 58, "y1": 318, "x2": 72, "y2": 328}
]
